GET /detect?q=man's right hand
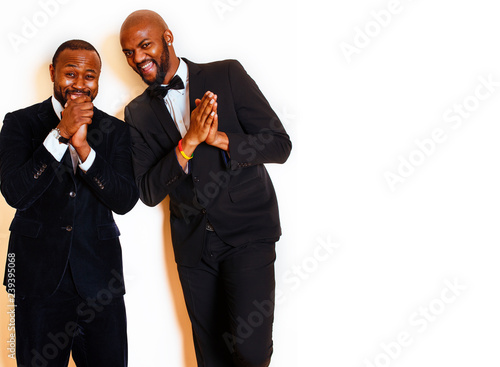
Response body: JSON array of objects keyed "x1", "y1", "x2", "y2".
[
  {"x1": 182, "y1": 91, "x2": 217, "y2": 152},
  {"x1": 175, "y1": 91, "x2": 217, "y2": 170},
  {"x1": 57, "y1": 95, "x2": 94, "y2": 139}
]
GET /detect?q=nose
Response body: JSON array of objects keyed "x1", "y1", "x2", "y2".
[
  {"x1": 73, "y1": 74, "x2": 86, "y2": 90},
  {"x1": 133, "y1": 49, "x2": 146, "y2": 66}
]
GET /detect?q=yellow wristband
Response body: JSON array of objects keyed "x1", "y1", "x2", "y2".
[{"x1": 178, "y1": 139, "x2": 193, "y2": 160}]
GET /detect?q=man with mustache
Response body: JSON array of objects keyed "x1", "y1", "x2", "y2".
[
  {"x1": 120, "y1": 10, "x2": 291, "y2": 367},
  {"x1": 0, "y1": 39, "x2": 138, "y2": 366}
]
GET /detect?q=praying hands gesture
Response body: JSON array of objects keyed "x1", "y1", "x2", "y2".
[{"x1": 176, "y1": 91, "x2": 229, "y2": 168}]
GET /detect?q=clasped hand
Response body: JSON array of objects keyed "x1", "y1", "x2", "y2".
[
  {"x1": 57, "y1": 95, "x2": 93, "y2": 148},
  {"x1": 184, "y1": 91, "x2": 218, "y2": 148}
]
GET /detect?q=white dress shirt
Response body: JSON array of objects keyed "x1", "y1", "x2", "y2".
[
  {"x1": 162, "y1": 58, "x2": 190, "y2": 138},
  {"x1": 162, "y1": 58, "x2": 191, "y2": 173},
  {"x1": 43, "y1": 96, "x2": 96, "y2": 173}
]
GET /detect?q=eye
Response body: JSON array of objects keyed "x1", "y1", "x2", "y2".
[
  {"x1": 86, "y1": 75, "x2": 96, "y2": 80},
  {"x1": 124, "y1": 51, "x2": 133, "y2": 57},
  {"x1": 141, "y1": 42, "x2": 151, "y2": 49},
  {"x1": 66, "y1": 72, "x2": 75, "y2": 77}
]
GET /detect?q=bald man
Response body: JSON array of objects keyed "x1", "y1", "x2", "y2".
[{"x1": 120, "y1": 10, "x2": 291, "y2": 367}]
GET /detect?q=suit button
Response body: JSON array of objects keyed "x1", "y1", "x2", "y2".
[
  {"x1": 69, "y1": 191, "x2": 76, "y2": 198},
  {"x1": 65, "y1": 225, "x2": 73, "y2": 232},
  {"x1": 201, "y1": 209, "x2": 206, "y2": 214},
  {"x1": 193, "y1": 176, "x2": 199, "y2": 183}
]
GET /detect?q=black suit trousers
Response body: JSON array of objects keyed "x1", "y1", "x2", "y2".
[
  {"x1": 15, "y1": 266, "x2": 127, "y2": 367},
  {"x1": 177, "y1": 230, "x2": 276, "y2": 367}
]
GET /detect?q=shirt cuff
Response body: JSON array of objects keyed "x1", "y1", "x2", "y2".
[
  {"x1": 43, "y1": 131, "x2": 68, "y2": 161},
  {"x1": 79, "y1": 148, "x2": 96, "y2": 172}
]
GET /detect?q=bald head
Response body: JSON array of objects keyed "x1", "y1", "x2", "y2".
[
  {"x1": 120, "y1": 10, "x2": 179, "y2": 86},
  {"x1": 120, "y1": 9, "x2": 168, "y2": 35}
]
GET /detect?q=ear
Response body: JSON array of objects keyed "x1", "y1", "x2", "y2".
[
  {"x1": 163, "y1": 29, "x2": 174, "y2": 45},
  {"x1": 49, "y1": 64, "x2": 55, "y2": 83}
]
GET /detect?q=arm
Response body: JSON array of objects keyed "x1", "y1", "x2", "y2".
[
  {"x1": 223, "y1": 60, "x2": 292, "y2": 169},
  {"x1": 78, "y1": 120, "x2": 139, "y2": 215},
  {"x1": 125, "y1": 92, "x2": 217, "y2": 207},
  {"x1": 125, "y1": 107, "x2": 188, "y2": 207},
  {"x1": 0, "y1": 112, "x2": 64, "y2": 210}
]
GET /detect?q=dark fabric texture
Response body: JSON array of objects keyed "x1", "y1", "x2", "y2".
[
  {"x1": 177, "y1": 231, "x2": 276, "y2": 367},
  {"x1": 124, "y1": 58, "x2": 292, "y2": 267},
  {"x1": 0, "y1": 97, "x2": 139, "y2": 299}
]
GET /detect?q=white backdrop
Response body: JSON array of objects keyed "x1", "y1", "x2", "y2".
[{"x1": 1, "y1": 0, "x2": 500, "y2": 366}]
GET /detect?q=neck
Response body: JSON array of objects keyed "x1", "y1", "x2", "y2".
[{"x1": 163, "y1": 55, "x2": 180, "y2": 84}]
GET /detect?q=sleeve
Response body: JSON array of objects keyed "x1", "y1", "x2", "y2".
[
  {"x1": 78, "y1": 148, "x2": 95, "y2": 172},
  {"x1": 124, "y1": 107, "x2": 189, "y2": 207},
  {"x1": 0, "y1": 112, "x2": 64, "y2": 210},
  {"x1": 224, "y1": 60, "x2": 292, "y2": 170},
  {"x1": 77, "y1": 121, "x2": 139, "y2": 215},
  {"x1": 43, "y1": 130, "x2": 68, "y2": 162}
]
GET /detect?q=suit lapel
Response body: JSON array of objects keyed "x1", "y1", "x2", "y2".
[
  {"x1": 183, "y1": 58, "x2": 205, "y2": 114},
  {"x1": 37, "y1": 98, "x2": 60, "y2": 135},
  {"x1": 149, "y1": 96, "x2": 182, "y2": 143}
]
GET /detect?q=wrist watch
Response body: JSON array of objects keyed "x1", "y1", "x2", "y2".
[{"x1": 51, "y1": 128, "x2": 70, "y2": 145}]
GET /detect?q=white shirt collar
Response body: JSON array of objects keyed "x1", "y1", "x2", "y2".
[
  {"x1": 51, "y1": 96, "x2": 64, "y2": 121},
  {"x1": 162, "y1": 58, "x2": 188, "y2": 95}
]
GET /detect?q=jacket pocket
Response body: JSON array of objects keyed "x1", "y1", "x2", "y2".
[
  {"x1": 9, "y1": 217, "x2": 42, "y2": 238},
  {"x1": 228, "y1": 176, "x2": 264, "y2": 203},
  {"x1": 97, "y1": 223, "x2": 121, "y2": 240}
]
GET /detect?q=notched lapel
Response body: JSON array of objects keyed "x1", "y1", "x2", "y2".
[
  {"x1": 149, "y1": 95, "x2": 182, "y2": 143},
  {"x1": 183, "y1": 58, "x2": 206, "y2": 113}
]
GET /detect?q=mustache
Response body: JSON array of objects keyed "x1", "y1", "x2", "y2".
[{"x1": 65, "y1": 89, "x2": 91, "y2": 96}]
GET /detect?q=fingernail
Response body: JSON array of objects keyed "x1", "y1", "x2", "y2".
[
  {"x1": 210, "y1": 99, "x2": 214, "y2": 104},
  {"x1": 210, "y1": 112, "x2": 215, "y2": 116}
]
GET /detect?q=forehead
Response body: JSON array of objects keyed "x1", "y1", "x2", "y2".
[
  {"x1": 55, "y1": 49, "x2": 101, "y2": 71},
  {"x1": 120, "y1": 23, "x2": 163, "y2": 47}
]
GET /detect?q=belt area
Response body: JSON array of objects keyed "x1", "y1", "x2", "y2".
[{"x1": 206, "y1": 222, "x2": 214, "y2": 231}]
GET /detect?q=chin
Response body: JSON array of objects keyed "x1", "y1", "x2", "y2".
[{"x1": 142, "y1": 76, "x2": 157, "y2": 86}]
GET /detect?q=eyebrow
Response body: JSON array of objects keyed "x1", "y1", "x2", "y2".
[
  {"x1": 122, "y1": 38, "x2": 149, "y2": 52},
  {"x1": 62, "y1": 64, "x2": 98, "y2": 73}
]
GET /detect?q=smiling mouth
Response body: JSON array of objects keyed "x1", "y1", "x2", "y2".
[{"x1": 138, "y1": 60, "x2": 156, "y2": 75}]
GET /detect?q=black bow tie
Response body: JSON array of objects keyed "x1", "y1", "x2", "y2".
[{"x1": 148, "y1": 75, "x2": 184, "y2": 98}]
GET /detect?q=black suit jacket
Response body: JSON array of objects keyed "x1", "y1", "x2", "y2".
[
  {"x1": 125, "y1": 59, "x2": 291, "y2": 267},
  {"x1": 0, "y1": 98, "x2": 139, "y2": 298}
]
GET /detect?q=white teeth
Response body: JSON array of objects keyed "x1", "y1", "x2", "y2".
[{"x1": 141, "y1": 62, "x2": 152, "y2": 69}]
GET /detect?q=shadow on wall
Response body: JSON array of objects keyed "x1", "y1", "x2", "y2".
[
  {"x1": 101, "y1": 33, "x2": 197, "y2": 366},
  {"x1": 0, "y1": 197, "x2": 15, "y2": 367},
  {"x1": 161, "y1": 198, "x2": 197, "y2": 367},
  {"x1": 101, "y1": 33, "x2": 146, "y2": 120}
]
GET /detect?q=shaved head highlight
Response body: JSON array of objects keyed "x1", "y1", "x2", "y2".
[{"x1": 120, "y1": 9, "x2": 168, "y2": 35}]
